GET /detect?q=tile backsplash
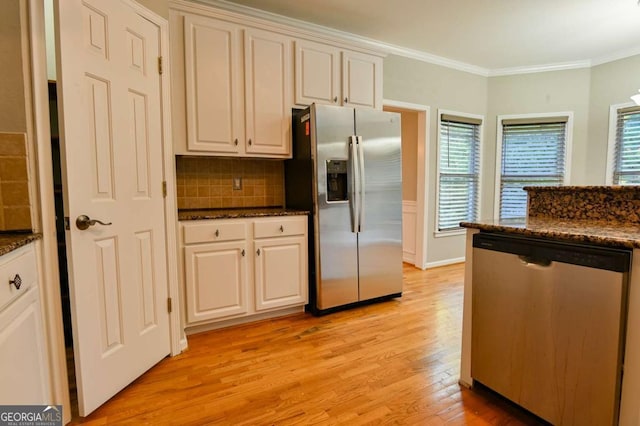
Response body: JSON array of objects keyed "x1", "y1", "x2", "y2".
[
  {"x1": 176, "y1": 156, "x2": 284, "y2": 210},
  {"x1": 0, "y1": 133, "x2": 31, "y2": 230}
]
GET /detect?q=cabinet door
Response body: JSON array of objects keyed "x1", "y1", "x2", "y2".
[
  {"x1": 244, "y1": 29, "x2": 292, "y2": 157},
  {"x1": 254, "y1": 236, "x2": 307, "y2": 311},
  {"x1": 184, "y1": 15, "x2": 243, "y2": 153},
  {"x1": 184, "y1": 241, "x2": 248, "y2": 323},
  {"x1": 294, "y1": 40, "x2": 341, "y2": 106},
  {"x1": 342, "y1": 50, "x2": 383, "y2": 109},
  {"x1": 0, "y1": 287, "x2": 49, "y2": 405}
]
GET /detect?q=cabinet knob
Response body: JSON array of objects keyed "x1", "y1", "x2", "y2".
[
  {"x1": 279, "y1": 225, "x2": 284, "y2": 232},
  {"x1": 234, "y1": 138, "x2": 238, "y2": 146},
  {"x1": 248, "y1": 139, "x2": 252, "y2": 146},
  {"x1": 241, "y1": 249, "x2": 245, "y2": 257},
  {"x1": 256, "y1": 248, "x2": 261, "y2": 256},
  {"x1": 215, "y1": 229, "x2": 219, "y2": 237},
  {"x1": 9, "y1": 274, "x2": 22, "y2": 290},
  {"x1": 333, "y1": 96, "x2": 338, "y2": 103},
  {"x1": 344, "y1": 97, "x2": 348, "y2": 103}
]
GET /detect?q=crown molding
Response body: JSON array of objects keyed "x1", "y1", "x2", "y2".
[
  {"x1": 176, "y1": 0, "x2": 640, "y2": 78},
  {"x1": 487, "y1": 60, "x2": 592, "y2": 77}
]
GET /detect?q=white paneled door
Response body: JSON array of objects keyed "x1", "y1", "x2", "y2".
[{"x1": 56, "y1": 0, "x2": 170, "y2": 415}]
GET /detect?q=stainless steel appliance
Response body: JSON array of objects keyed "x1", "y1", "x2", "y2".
[
  {"x1": 472, "y1": 232, "x2": 631, "y2": 425},
  {"x1": 285, "y1": 104, "x2": 403, "y2": 314}
]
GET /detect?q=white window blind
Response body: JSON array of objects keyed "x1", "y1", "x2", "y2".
[
  {"x1": 437, "y1": 115, "x2": 481, "y2": 231},
  {"x1": 612, "y1": 107, "x2": 640, "y2": 185},
  {"x1": 498, "y1": 118, "x2": 567, "y2": 220}
]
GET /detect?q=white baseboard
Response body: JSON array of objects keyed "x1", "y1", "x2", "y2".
[{"x1": 425, "y1": 256, "x2": 466, "y2": 269}]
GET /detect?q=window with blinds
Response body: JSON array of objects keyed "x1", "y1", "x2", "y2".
[
  {"x1": 497, "y1": 117, "x2": 568, "y2": 220},
  {"x1": 437, "y1": 113, "x2": 482, "y2": 231},
  {"x1": 612, "y1": 106, "x2": 640, "y2": 185}
]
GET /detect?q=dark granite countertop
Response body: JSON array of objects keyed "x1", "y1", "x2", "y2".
[
  {"x1": 0, "y1": 232, "x2": 42, "y2": 257},
  {"x1": 178, "y1": 208, "x2": 310, "y2": 221},
  {"x1": 461, "y1": 217, "x2": 640, "y2": 249}
]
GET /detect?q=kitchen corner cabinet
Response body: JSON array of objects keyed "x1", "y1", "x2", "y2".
[
  {"x1": 181, "y1": 215, "x2": 307, "y2": 326},
  {"x1": 0, "y1": 244, "x2": 50, "y2": 405},
  {"x1": 294, "y1": 39, "x2": 383, "y2": 109},
  {"x1": 178, "y1": 13, "x2": 292, "y2": 158}
]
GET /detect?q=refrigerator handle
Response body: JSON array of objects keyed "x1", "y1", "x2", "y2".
[
  {"x1": 350, "y1": 136, "x2": 360, "y2": 233},
  {"x1": 357, "y1": 136, "x2": 365, "y2": 232}
]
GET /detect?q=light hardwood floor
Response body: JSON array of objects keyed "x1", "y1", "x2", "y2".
[{"x1": 71, "y1": 263, "x2": 542, "y2": 425}]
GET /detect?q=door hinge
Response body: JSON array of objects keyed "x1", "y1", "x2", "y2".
[
  {"x1": 64, "y1": 217, "x2": 70, "y2": 230},
  {"x1": 162, "y1": 181, "x2": 167, "y2": 198},
  {"x1": 157, "y1": 56, "x2": 163, "y2": 75},
  {"x1": 167, "y1": 297, "x2": 172, "y2": 313}
]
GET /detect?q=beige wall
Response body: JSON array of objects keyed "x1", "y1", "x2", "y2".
[
  {"x1": 135, "y1": 0, "x2": 170, "y2": 18},
  {"x1": 0, "y1": 0, "x2": 27, "y2": 133},
  {"x1": 587, "y1": 55, "x2": 640, "y2": 184},
  {"x1": 384, "y1": 54, "x2": 489, "y2": 264},
  {"x1": 384, "y1": 107, "x2": 418, "y2": 201},
  {"x1": 485, "y1": 68, "x2": 592, "y2": 219}
]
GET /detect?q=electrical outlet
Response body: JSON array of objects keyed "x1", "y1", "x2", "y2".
[{"x1": 233, "y1": 177, "x2": 242, "y2": 190}]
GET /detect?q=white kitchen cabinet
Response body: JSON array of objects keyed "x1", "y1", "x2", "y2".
[
  {"x1": 244, "y1": 28, "x2": 292, "y2": 157},
  {"x1": 294, "y1": 40, "x2": 383, "y2": 109},
  {"x1": 178, "y1": 13, "x2": 292, "y2": 158},
  {"x1": 183, "y1": 14, "x2": 244, "y2": 154},
  {"x1": 0, "y1": 244, "x2": 50, "y2": 405},
  {"x1": 342, "y1": 50, "x2": 383, "y2": 109},
  {"x1": 181, "y1": 215, "x2": 308, "y2": 327},
  {"x1": 183, "y1": 221, "x2": 249, "y2": 323},
  {"x1": 253, "y1": 217, "x2": 307, "y2": 311}
]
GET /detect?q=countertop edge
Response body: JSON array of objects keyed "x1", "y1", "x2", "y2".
[
  {"x1": 178, "y1": 209, "x2": 310, "y2": 221},
  {"x1": 461, "y1": 222, "x2": 640, "y2": 249},
  {"x1": 0, "y1": 233, "x2": 43, "y2": 257}
]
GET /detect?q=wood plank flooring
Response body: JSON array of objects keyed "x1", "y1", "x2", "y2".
[{"x1": 71, "y1": 263, "x2": 543, "y2": 425}]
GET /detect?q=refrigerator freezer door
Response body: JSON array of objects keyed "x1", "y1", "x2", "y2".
[
  {"x1": 313, "y1": 104, "x2": 360, "y2": 309},
  {"x1": 355, "y1": 108, "x2": 403, "y2": 300}
]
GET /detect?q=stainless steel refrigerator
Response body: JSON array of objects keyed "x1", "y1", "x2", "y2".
[{"x1": 285, "y1": 104, "x2": 403, "y2": 315}]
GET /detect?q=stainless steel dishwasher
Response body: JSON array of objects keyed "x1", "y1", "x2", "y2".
[{"x1": 471, "y1": 232, "x2": 631, "y2": 425}]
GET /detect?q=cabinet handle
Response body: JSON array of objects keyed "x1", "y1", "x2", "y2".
[
  {"x1": 215, "y1": 229, "x2": 219, "y2": 237},
  {"x1": 344, "y1": 97, "x2": 348, "y2": 103},
  {"x1": 256, "y1": 248, "x2": 261, "y2": 256},
  {"x1": 248, "y1": 139, "x2": 252, "y2": 146},
  {"x1": 234, "y1": 138, "x2": 238, "y2": 146},
  {"x1": 241, "y1": 249, "x2": 245, "y2": 257},
  {"x1": 333, "y1": 96, "x2": 338, "y2": 103},
  {"x1": 9, "y1": 274, "x2": 22, "y2": 290},
  {"x1": 279, "y1": 225, "x2": 284, "y2": 232}
]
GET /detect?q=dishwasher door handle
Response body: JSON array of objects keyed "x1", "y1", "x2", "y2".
[{"x1": 518, "y1": 255, "x2": 552, "y2": 268}]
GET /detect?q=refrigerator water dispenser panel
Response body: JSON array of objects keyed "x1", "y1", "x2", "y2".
[{"x1": 326, "y1": 160, "x2": 348, "y2": 202}]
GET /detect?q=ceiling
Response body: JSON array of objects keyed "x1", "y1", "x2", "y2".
[{"x1": 220, "y1": 0, "x2": 640, "y2": 73}]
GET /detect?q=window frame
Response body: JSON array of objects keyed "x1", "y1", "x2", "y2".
[
  {"x1": 435, "y1": 109, "x2": 484, "y2": 237},
  {"x1": 494, "y1": 112, "x2": 573, "y2": 221},
  {"x1": 606, "y1": 102, "x2": 640, "y2": 185}
]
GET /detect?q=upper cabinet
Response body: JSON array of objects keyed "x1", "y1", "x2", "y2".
[
  {"x1": 174, "y1": 13, "x2": 292, "y2": 158},
  {"x1": 295, "y1": 40, "x2": 383, "y2": 110},
  {"x1": 169, "y1": 5, "x2": 385, "y2": 157}
]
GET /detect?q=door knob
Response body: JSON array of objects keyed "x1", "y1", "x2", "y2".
[{"x1": 76, "y1": 215, "x2": 112, "y2": 230}]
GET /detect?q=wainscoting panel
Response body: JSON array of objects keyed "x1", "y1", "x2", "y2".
[{"x1": 402, "y1": 200, "x2": 417, "y2": 264}]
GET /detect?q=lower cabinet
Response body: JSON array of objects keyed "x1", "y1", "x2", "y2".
[
  {"x1": 181, "y1": 215, "x2": 308, "y2": 326},
  {"x1": 0, "y1": 243, "x2": 50, "y2": 405}
]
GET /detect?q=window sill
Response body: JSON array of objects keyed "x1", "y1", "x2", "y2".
[{"x1": 434, "y1": 229, "x2": 466, "y2": 238}]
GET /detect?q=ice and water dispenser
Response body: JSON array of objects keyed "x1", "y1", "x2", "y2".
[{"x1": 326, "y1": 160, "x2": 348, "y2": 202}]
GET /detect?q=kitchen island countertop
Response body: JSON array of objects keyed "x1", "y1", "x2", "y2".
[
  {"x1": 0, "y1": 232, "x2": 42, "y2": 257},
  {"x1": 178, "y1": 207, "x2": 309, "y2": 221},
  {"x1": 461, "y1": 216, "x2": 640, "y2": 249}
]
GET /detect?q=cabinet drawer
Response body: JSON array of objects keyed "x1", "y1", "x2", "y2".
[
  {"x1": 183, "y1": 221, "x2": 247, "y2": 244},
  {"x1": 0, "y1": 244, "x2": 37, "y2": 312},
  {"x1": 254, "y1": 216, "x2": 306, "y2": 239}
]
